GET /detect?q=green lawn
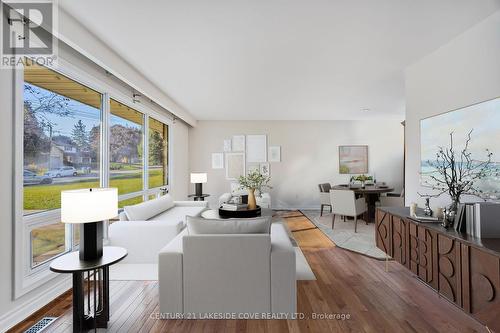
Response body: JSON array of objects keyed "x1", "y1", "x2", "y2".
[
  {"x1": 31, "y1": 223, "x2": 66, "y2": 265},
  {"x1": 28, "y1": 168, "x2": 165, "y2": 264},
  {"x1": 24, "y1": 169, "x2": 165, "y2": 212}
]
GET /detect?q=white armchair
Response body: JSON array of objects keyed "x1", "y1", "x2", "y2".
[
  {"x1": 158, "y1": 220, "x2": 296, "y2": 318},
  {"x1": 330, "y1": 189, "x2": 367, "y2": 233}
]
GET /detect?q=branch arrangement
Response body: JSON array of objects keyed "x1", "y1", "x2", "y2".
[{"x1": 419, "y1": 129, "x2": 500, "y2": 206}]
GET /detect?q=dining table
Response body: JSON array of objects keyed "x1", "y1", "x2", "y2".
[{"x1": 332, "y1": 184, "x2": 395, "y2": 223}]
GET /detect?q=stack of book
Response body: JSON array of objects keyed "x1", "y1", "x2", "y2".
[
  {"x1": 454, "y1": 202, "x2": 500, "y2": 238},
  {"x1": 221, "y1": 203, "x2": 248, "y2": 211}
]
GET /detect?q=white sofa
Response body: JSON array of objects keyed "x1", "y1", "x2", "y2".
[
  {"x1": 158, "y1": 217, "x2": 296, "y2": 318},
  {"x1": 108, "y1": 194, "x2": 208, "y2": 263}
]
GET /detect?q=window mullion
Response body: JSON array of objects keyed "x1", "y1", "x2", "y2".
[
  {"x1": 143, "y1": 115, "x2": 149, "y2": 201},
  {"x1": 101, "y1": 93, "x2": 110, "y2": 188}
]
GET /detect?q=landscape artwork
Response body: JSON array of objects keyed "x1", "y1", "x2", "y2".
[
  {"x1": 339, "y1": 145, "x2": 368, "y2": 174},
  {"x1": 420, "y1": 97, "x2": 500, "y2": 199}
]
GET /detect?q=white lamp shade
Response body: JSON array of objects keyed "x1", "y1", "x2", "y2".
[
  {"x1": 61, "y1": 188, "x2": 118, "y2": 223},
  {"x1": 190, "y1": 173, "x2": 207, "y2": 183}
]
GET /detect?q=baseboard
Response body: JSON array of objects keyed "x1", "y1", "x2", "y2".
[{"x1": 0, "y1": 275, "x2": 71, "y2": 331}]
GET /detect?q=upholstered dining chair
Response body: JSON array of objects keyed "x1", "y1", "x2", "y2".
[
  {"x1": 318, "y1": 183, "x2": 332, "y2": 216},
  {"x1": 330, "y1": 189, "x2": 367, "y2": 233}
]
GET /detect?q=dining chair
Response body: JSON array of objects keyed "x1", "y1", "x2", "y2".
[
  {"x1": 318, "y1": 183, "x2": 332, "y2": 216},
  {"x1": 330, "y1": 189, "x2": 367, "y2": 233}
]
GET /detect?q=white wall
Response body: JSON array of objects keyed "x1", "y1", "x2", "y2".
[
  {"x1": 405, "y1": 11, "x2": 500, "y2": 208},
  {"x1": 189, "y1": 120, "x2": 404, "y2": 209}
]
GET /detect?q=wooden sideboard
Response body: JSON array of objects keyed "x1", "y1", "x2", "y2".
[{"x1": 376, "y1": 207, "x2": 500, "y2": 331}]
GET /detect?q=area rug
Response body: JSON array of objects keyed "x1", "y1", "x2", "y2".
[{"x1": 301, "y1": 210, "x2": 388, "y2": 260}]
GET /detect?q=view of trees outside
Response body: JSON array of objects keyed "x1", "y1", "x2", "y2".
[
  {"x1": 148, "y1": 117, "x2": 168, "y2": 189},
  {"x1": 109, "y1": 99, "x2": 144, "y2": 195},
  {"x1": 23, "y1": 83, "x2": 102, "y2": 215},
  {"x1": 24, "y1": 78, "x2": 102, "y2": 266}
]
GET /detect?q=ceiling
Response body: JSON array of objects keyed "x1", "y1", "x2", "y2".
[{"x1": 59, "y1": 0, "x2": 500, "y2": 121}]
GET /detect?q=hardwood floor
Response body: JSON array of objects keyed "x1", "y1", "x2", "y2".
[{"x1": 8, "y1": 244, "x2": 487, "y2": 333}]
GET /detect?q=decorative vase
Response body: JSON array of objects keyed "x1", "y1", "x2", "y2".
[
  {"x1": 442, "y1": 200, "x2": 459, "y2": 228},
  {"x1": 248, "y1": 188, "x2": 257, "y2": 209},
  {"x1": 423, "y1": 198, "x2": 433, "y2": 216}
]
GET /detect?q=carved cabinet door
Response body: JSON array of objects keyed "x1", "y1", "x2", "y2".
[
  {"x1": 375, "y1": 209, "x2": 392, "y2": 256},
  {"x1": 391, "y1": 216, "x2": 407, "y2": 267},
  {"x1": 408, "y1": 223, "x2": 419, "y2": 275},
  {"x1": 465, "y1": 247, "x2": 500, "y2": 331},
  {"x1": 437, "y1": 234, "x2": 462, "y2": 306},
  {"x1": 417, "y1": 226, "x2": 438, "y2": 289}
]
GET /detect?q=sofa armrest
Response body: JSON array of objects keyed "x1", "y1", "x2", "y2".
[
  {"x1": 174, "y1": 200, "x2": 209, "y2": 208},
  {"x1": 159, "y1": 229, "x2": 187, "y2": 315},
  {"x1": 270, "y1": 222, "x2": 296, "y2": 315},
  {"x1": 108, "y1": 220, "x2": 183, "y2": 263},
  {"x1": 118, "y1": 211, "x2": 128, "y2": 221}
]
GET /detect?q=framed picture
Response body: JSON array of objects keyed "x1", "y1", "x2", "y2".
[
  {"x1": 232, "y1": 135, "x2": 245, "y2": 152},
  {"x1": 420, "y1": 97, "x2": 500, "y2": 198},
  {"x1": 260, "y1": 163, "x2": 270, "y2": 177},
  {"x1": 223, "y1": 139, "x2": 232, "y2": 152},
  {"x1": 225, "y1": 152, "x2": 245, "y2": 180},
  {"x1": 211, "y1": 152, "x2": 224, "y2": 169},
  {"x1": 246, "y1": 135, "x2": 267, "y2": 163},
  {"x1": 339, "y1": 145, "x2": 368, "y2": 174},
  {"x1": 268, "y1": 146, "x2": 281, "y2": 162}
]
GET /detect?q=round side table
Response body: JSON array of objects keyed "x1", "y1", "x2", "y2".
[{"x1": 50, "y1": 246, "x2": 127, "y2": 332}]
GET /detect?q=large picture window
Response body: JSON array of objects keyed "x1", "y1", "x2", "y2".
[{"x1": 17, "y1": 61, "x2": 172, "y2": 294}]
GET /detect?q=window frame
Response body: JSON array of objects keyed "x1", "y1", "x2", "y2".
[{"x1": 13, "y1": 58, "x2": 173, "y2": 298}]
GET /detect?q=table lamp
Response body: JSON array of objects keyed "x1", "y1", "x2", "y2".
[
  {"x1": 61, "y1": 188, "x2": 118, "y2": 261},
  {"x1": 190, "y1": 173, "x2": 207, "y2": 196}
]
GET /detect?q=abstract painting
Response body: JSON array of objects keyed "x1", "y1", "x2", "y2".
[
  {"x1": 420, "y1": 97, "x2": 500, "y2": 199},
  {"x1": 339, "y1": 145, "x2": 368, "y2": 174}
]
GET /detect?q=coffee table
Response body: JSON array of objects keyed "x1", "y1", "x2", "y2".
[{"x1": 202, "y1": 207, "x2": 273, "y2": 219}]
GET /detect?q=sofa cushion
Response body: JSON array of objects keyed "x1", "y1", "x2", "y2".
[
  {"x1": 124, "y1": 194, "x2": 174, "y2": 221},
  {"x1": 152, "y1": 206, "x2": 206, "y2": 225},
  {"x1": 187, "y1": 216, "x2": 271, "y2": 235}
]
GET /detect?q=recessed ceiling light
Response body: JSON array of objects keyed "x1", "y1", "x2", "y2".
[{"x1": 361, "y1": 108, "x2": 371, "y2": 112}]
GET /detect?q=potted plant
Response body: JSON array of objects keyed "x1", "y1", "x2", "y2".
[
  {"x1": 238, "y1": 170, "x2": 272, "y2": 209},
  {"x1": 351, "y1": 174, "x2": 373, "y2": 187}
]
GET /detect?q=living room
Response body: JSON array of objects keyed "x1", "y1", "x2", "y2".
[{"x1": 1, "y1": 1, "x2": 500, "y2": 332}]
